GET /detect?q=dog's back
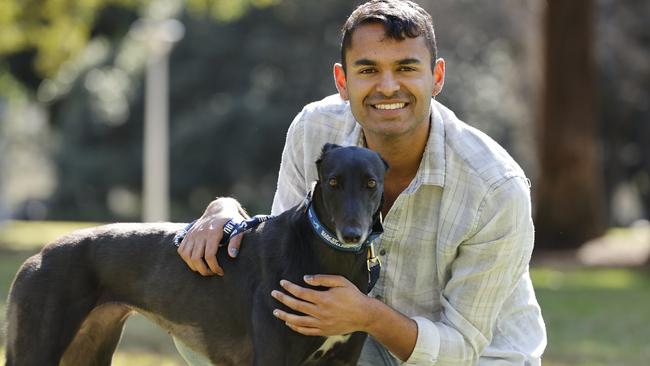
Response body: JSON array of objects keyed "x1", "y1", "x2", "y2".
[
  {"x1": 6, "y1": 222, "x2": 260, "y2": 365},
  {"x1": 5, "y1": 215, "x2": 363, "y2": 365}
]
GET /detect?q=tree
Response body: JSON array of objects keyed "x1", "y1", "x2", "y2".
[
  {"x1": 534, "y1": 0, "x2": 606, "y2": 249},
  {"x1": 0, "y1": 0, "x2": 279, "y2": 88}
]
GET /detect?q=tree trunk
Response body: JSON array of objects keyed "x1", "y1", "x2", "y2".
[{"x1": 534, "y1": 0, "x2": 605, "y2": 249}]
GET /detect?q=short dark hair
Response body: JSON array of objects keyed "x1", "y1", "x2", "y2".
[{"x1": 340, "y1": 0, "x2": 437, "y2": 72}]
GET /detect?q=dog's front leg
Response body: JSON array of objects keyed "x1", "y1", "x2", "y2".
[{"x1": 249, "y1": 299, "x2": 304, "y2": 366}]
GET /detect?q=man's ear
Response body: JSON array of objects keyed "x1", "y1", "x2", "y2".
[
  {"x1": 333, "y1": 63, "x2": 349, "y2": 101},
  {"x1": 432, "y1": 58, "x2": 445, "y2": 97}
]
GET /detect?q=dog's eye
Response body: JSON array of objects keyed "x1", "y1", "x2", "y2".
[
  {"x1": 367, "y1": 179, "x2": 377, "y2": 188},
  {"x1": 328, "y1": 178, "x2": 338, "y2": 188}
]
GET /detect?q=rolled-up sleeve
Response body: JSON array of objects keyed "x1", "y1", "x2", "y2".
[{"x1": 405, "y1": 317, "x2": 441, "y2": 364}]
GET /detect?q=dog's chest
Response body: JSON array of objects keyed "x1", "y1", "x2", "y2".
[{"x1": 304, "y1": 334, "x2": 352, "y2": 363}]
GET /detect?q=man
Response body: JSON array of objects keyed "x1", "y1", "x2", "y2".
[{"x1": 178, "y1": 0, "x2": 546, "y2": 364}]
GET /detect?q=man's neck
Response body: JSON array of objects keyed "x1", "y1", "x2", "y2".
[{"x1": 364, "y1": 119, "x2": 431, "y2": 215}]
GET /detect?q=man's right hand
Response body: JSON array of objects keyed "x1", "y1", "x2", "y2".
[{"x1": 177, "y1": 197, "x2": 247, "y2": 276}]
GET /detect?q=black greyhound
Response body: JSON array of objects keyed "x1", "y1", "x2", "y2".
[{"x1": 5, "y1": 143, "x2": 387, "y2": 366}]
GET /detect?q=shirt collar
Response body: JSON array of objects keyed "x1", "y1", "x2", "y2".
[{"x1": 420, "y1": 99, "x2": 446, "y2": 188}]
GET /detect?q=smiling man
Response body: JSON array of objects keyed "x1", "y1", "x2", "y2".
[{"x1": 178, "y1": 1, "x2": 547, "y2": 364}]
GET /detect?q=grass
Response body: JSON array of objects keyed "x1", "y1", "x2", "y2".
[
  {"x1": 531, "y1": 268, "x2": 650, "y2": 365},
  {"x1": 1, "y1": 220, "x2": 650, "y2": 365}
]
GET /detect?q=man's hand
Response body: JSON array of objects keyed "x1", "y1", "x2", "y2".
[
  {"x1": 270, "y1": 275, "x2": 373, "y2": 336},
  {"x1": 177, "y1": 197, "x2": 246, "y2": 276}
]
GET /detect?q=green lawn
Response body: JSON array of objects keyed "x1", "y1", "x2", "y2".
[{"x1": 1, "y1": 220, "x2": 649, "y2": 365}]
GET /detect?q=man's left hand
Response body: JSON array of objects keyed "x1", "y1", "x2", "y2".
[{"x1": 271, "y1": 275, "x2": 373, "y2": 336}]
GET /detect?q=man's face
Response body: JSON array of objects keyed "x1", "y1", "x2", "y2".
[{"x1": 334, "y1": 23, "x2": 444, "y2": 141}]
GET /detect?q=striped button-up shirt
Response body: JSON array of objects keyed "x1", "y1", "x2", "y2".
[{"x1": 271, "y1": 94, "x2": 547, "y2": 365}]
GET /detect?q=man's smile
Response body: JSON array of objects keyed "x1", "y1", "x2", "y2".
[{"x1": 372, "y1": 102, "x2": 407, "y2": 110}]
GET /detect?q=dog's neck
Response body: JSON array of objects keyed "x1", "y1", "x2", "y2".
[
  {"x1": 310, "y1": 184, "x2": 337, "y2": 236},
  {"x1": 292, "y1": 185, "x2": 368, "y2": 290}
]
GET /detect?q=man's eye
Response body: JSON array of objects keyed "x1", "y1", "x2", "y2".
[
  {"x1": 398, "y1": 66, "x2": 416, "y2": 72},
  {"x1": 367, "y1": 179, "x2": 377, "y2": 188},
  {"x1": 359, "y1": 68, "x2": 377, "y2": 74},
  {"x1": 328, "y1": 178, "x2": 338, "y2": 188}
]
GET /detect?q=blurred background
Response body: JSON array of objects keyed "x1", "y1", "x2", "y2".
[{"x1": 0, "y1": 0, "x2": 649, "y2": 365}]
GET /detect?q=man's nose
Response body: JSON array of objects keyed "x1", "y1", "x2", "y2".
[{"x1": 376, "y1": 72, "x2": 400, "y2": 96}]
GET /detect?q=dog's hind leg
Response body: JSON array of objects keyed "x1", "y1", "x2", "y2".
[
  {"x1": 59, "y1": 303, "x2": 133, "y2": 366},
  {"x1": 5, "y1": 254, "x2": 99, "y2": 365},
  {"x1": 5, "y1": 252, "x2": 127, "y2": 366}
]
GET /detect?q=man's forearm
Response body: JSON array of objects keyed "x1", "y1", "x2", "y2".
[{"x1": 363, "y1": 297, "x2": 418, "y2": 361}]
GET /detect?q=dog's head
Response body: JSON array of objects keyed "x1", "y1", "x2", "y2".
[{"x1": 315, "y1": 143, "x2": 388, "y2": 246}]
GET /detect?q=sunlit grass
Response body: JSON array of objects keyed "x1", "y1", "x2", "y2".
[
  {"x1": 0, "y1": 346, "x2": 184, "y2": 365},
  {"x1": 531, "y1": 267, "x2": 649, "y2": 290},
  {"x1": 530, "y1": 267, "x2": 650, "y2": 365},
  {"x1": 0, "y1": 220, "x2": 102, "y2": 251}
]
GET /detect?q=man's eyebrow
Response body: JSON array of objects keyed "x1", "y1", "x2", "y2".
[
  {"x1": 352, "y1": 58, "x2": 422, "y2": 67},
  {"x1": 353, "y1": 59, "x2": 377, "y2": 66},
  {"x1": 397, "y1": 58, "x2": 422, "y2": 65}
]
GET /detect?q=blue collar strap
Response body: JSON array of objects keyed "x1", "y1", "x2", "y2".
[
  {"x1": 173, "y1": 220, "x2": 197, "y2": 247},
  {"x1": 172, "y1": 215, "x2": 276, "y2": 248},
  {"x1": 219, "y1": 215, "x2": 275, "y2": 245}
]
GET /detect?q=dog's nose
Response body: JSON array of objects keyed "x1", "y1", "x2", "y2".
[{"x1": 341, "y1": 228, "x2": 362, "y2": 244}]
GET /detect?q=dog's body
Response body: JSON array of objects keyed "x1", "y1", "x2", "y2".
[{"x1": 5, "y1": 144, "x2": 387, "y2": 366}]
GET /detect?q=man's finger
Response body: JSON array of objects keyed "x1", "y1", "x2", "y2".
[
  {"x1": 178, "y1": 240, "x2": 198, "y2": 272},
  {"x1": 204, "y1": 237, "x2": 224, "y2": 276},
  {"x1": 286, "y1": 323, "x2": 322, "y2": 336},
  {"x1": 303, "y1": 274, "x2": 349, "y2": 288},
  {"x1": 271, "y1": 290, "x2": 318, "y2": 316},
  {"x1": 191, "y1": 240, "x2": 215, "y2": 276},
  {"x1": 272, "y1": 309, "x2": 320, "y2": 329},
  {"x1": 280, "y1": 280, "x2": 321, "y2": 303},
  {"x1": 227, "y1": 233, "x2": 243, "y2": 258},
  {"x1": 203, "y1": 252, "x2": 224, "y2": 276}
]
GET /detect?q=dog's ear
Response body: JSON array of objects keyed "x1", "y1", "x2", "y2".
[
  {"x1": 316, "y1": 143, "x2": 342, "y2": 168},
  {"x1": 322, "y1": 143, "x2": 342, "y2": 155},
  {"x1": 375, "y1": 151, "x2": 389, "y2": 171}
]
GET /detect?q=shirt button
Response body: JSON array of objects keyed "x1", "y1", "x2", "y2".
[{"x1": 379, "y1": 249, "x2": 386, "y2": 256}]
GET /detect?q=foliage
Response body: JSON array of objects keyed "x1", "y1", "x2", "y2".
[
  {"x1": 0, "y1": 0, "x2": 280, "y2": 83},
  {"x1": 43, "y1": 0, "x2": 358, "y2": 220},
  {"x1": 25, "y1": 0, "x2": 541, "y2": 221},
  {"x1": 0, "y1": 0, "x2": 140, "y2": 80}
]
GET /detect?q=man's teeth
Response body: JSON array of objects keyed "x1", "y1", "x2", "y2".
[{"x1": 374, "y1": 103, "x2": 406, "y2": 110}]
